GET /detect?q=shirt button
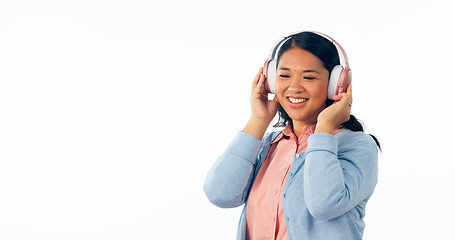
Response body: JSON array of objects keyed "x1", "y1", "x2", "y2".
[{"x1": 296, "y1": 154, "x2": 300, "y2": 158}]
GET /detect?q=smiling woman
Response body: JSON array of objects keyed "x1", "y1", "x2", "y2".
[
  {"x1": 275, "y1": 48, "x2": 330, "y2": 136},
  {"x1": 204, "y1": 31, "x2": 381, "y2": 240}
]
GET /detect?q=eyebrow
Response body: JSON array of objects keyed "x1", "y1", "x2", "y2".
[{"x1": 278, "y1": 67, "x2": 320, "y2": 74}]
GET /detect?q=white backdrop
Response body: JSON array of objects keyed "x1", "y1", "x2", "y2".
[{"x1": 1, "y1": 0, "x2": 455, "y2": 239}]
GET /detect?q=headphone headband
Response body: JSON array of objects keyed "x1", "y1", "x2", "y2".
[{"x1": 267, "y1": 30, "x2": 349, "y2": 68}]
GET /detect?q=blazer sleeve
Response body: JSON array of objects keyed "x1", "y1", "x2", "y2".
[
  {"x1": 203, "y1": 131, "x2": 263, "y2": 208},
  {"x1": 303, "y1": 131, "x2": 379, "y2": 220}
]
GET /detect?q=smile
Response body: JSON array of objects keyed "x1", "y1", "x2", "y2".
[{"x1": 288, "y1": 97, "x2": 308, "y2": 104}]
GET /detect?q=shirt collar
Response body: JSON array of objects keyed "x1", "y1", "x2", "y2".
[
  {"x1": 272, "y1": 123, "x2": 317, "y2": 143},
  {"x1": 271, "y1": 123, "x2": 344, "y2": 144},
  {"x1": 285, "y1": 123, "x2": 316, "y2": 139}
]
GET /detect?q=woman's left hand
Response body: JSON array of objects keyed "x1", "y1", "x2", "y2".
[{"x1": 315, "y1": 85, "x2": 353, "y2": 135}]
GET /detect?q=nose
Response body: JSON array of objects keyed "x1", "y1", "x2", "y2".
[{"x1": 288, "y1": 76, "x2": 304, "y2": 92}]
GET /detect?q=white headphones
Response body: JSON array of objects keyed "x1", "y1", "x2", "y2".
[{"x1": 263, "y1": 31, "x2": 352, "y2": 100}]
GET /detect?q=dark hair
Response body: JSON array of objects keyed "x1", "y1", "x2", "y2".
[{"x1": 273, "y1": 32, "x2": 381, "y2": 149}]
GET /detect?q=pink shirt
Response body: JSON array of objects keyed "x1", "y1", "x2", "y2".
[{"x1": 245, "y1": 124, "x2": 342, "y2": 240}]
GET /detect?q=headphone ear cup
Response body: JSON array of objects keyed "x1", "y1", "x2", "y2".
[
  {"x1": 265, "y1": 59, "x2": 277, "y2": 94},
  {"x1": 328, "y1": 65, "x2": 343, "y2": 100}
]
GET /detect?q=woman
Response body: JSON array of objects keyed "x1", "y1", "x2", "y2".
[{"x1": 204, "y1": 31, "x2": 380, "y2": 240}]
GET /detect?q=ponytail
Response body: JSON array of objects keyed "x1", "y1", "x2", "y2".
[{"x1": 341, "y1": 114, "x2": 381, "y2": 151}]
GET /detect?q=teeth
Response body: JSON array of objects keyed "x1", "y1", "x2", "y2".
[{"x1": 289, "y1": 97, "x2": 307, "y2": 104}]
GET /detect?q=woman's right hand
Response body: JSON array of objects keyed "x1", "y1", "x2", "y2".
[
  {"x1": 250, "y1": 67, "x2": 280, "y2": 122},
  {"x1": 242, "y1": 67, "x2": 280, "y2": 140}
]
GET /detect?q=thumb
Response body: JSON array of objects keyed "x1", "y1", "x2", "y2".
[
  {"x1": 273, "y1": 95, "x2": 279, "y2": 103},
  {"x1": 332, "y1": 94, "x2": 343, "y2": 101},
  {"x1": 267, "y1": 98, "x2": 280, "y2": 115}
]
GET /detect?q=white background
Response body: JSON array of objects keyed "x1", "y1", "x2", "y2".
[{"x1": 1, "y1": 0, "x2": 455, "y2": 239}]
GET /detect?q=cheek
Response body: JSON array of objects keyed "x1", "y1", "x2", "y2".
[
  {"x1": 318, "y1": 86, "x2": 329, "y2": 99},
  {"x1": 275, "y1": 79, "x2": 285, "y2": 91},
  {"x1": 318, "y1": 79, "x2": 330, "y2": 97},
  {"x1": 275, "y1": 81, "x2": 288, "y2": 99},
  {"x1": 308, "y1": 82, "x2": 329, "y2": 98}
]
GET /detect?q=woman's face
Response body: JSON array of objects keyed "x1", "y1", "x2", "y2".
[{"x1": 275, "y1": 47, "x2": 330, "y2": 126}]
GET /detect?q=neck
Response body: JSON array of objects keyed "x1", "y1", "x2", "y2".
[{"x1": 291, "y1": 120, "x2": 315, "y2": 138}]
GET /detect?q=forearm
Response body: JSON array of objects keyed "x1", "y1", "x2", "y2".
[
  {"x1": 303, "y1": 133, "x2": 378, "y2": 220},
  {"x1": 204, "y1": 131, "x2": 263, "y2": 208},
  {"x1": 314, "y1": 121, "x2": 336, "y2": 135},
  {"x1": 303, "y1": 133, "x2": 347, "y2": 219},
  {"x1": 242, "y1": 117, "x2": 270, "y2": 140}
]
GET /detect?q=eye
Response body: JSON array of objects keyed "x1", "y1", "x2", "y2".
[
  {"x1": 303, "y1": 76, "x2": 316, "y2": 80},
  {"x1": 279, "y1": 75, "x2": 290, "y2": 78}
]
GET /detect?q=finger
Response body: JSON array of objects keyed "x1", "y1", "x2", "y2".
[
  {"x1": 254, "y1": 68, "x2": 263, "y2": 83},
  {"x1": 254, "y1": 73, "x2": 266, "y2": 94},
  {"x1": 342, "y1": 92, "x2": 353, "y2": 106},
  {"x1": 252, "y1": 67, "x2": 264, "y2": 92},
  {"x1": 332, "y1": 94, "x2": 342, "y2": 101},
  {"x1": 347, "y1": 84, "x2": 352, "y2": 98},
  {"x1": 344, "y1": 93, "x2": 353, "y2": 107},
  {"x1": 332, "y1": 92, "x2": 352, "y2": 107},
  {"x1": 347, "y1": 84, "x2": 353, "y2": 104}
]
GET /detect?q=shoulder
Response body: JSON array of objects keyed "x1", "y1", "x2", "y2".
[
  {"x1": 336, "y1": 129, "x2": 379, "y2": 154},
  {"x1": 226, "y1": 130, "x2": 282, "y2": 158},
  {"x1": 336, "y1": 129, "x2": 376, "y2": 144}
]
